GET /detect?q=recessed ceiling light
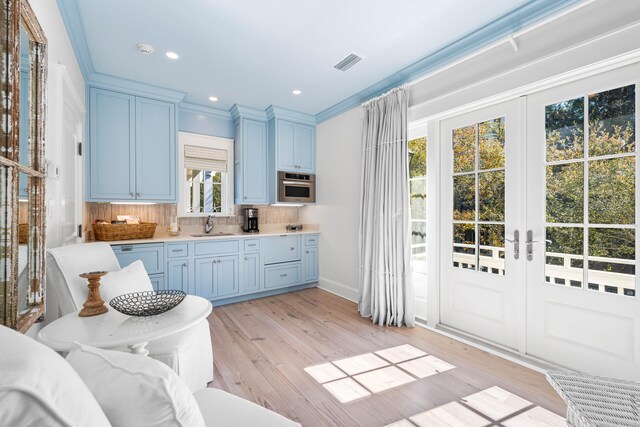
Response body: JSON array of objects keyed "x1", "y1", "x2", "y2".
[
  {"x1": 208, "y1": 96, "x2": 218, "y2": 102},
  {"x1": 292, "y1": 89, "x2": 302, "y2": 95},
  {"x1": 165, "y1": 51, "x2": 179, "y2": 60}
]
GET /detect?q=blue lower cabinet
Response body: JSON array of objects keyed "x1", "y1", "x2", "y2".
[
  {"x1": 113, "y1": 243, "x2": 164, "y2": 275},
  {"x1": 241, "y1": 253, "x2": 261, "y2": 294},
  {"x1": 111, "y1": 234, "x2": 319, "y2": 305},
  {"x1": 194, "y1": 257, "x2": 216, "y2": 300},
  {"x1": 149, "y1": 274, "x2": 165, "y2": 291},
  {"x1": 216, "y1": 255, "x2": 240, "y2": 298},
  {"x1": 166, "y1": 259, "x2": 190, "y2": 292},
  {"x1": 194, "y1": 255, "x2": 239, "y2": 299},
  {"x1": 264, "y1": 262, "x2": 302, "y2": 290},
  {"x1": 303, "y1": 247, "x2": 319, "y2": 282}
]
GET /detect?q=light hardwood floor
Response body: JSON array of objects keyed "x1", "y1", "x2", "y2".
[{"x1": 208, "y1": 288, "x2": 566, "y2": 426}]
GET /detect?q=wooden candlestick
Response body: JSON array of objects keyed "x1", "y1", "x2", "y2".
[{"x1": 78, "y1": 271, "x2": 109, "y2": 317}]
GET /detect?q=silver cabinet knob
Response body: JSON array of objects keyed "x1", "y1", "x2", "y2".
[
  {"x1": 244, "y1": 196, "x2": 247, "y2": 200},
  {"x1": 306, "y1": 250, "x2": 309, "y2": 254},
  {"x1": 244, "y1": 257, "x2": 248, "y2": 260},
  {"x1": 182, "y1": 263, "x2": 187, "y2": 267},
  {"x1": 129, "y1": 192, "x2": 134, "y2": 196},
  {"x1": 136, "y1": 193, "x2": 141, "y2": 197}
]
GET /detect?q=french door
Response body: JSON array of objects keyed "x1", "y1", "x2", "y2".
[
  {"x1": 440, "y1": 65, "x2": 640, "y2": 378},
  {"x1": 526, "y1": 64, "x2": 640, "y2": 379},
  {"x1": 440, "y1": 99, "x2": 525, "y2": 351}
]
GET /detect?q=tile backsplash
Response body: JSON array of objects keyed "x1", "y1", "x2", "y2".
[{"x1": 84, "y1": 203, "x2": 300, "y2": 240}]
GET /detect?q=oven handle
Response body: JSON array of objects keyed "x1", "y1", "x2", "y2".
[{"x1": 282, "y1": 180, "x2": 312, "y2": 186}]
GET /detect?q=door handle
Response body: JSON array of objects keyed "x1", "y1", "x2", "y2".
[
  {"x1": 505, "y1": 230, "x2": 519, "y2": 260},
  {"x1": 526, "y1": 230, "x2": 552, "y2": 261}
]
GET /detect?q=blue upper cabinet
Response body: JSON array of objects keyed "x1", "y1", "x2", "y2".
[
  {"x1": 266, "y1": 107, "x2": 316, "y2": 178},
  {"x1": 88, "y1": 87, "x2": 177, "y2": 202},
  {"x1": 274, "y1": 120, "x2": 316, "y2": 174},
  {"x1": 135, "y1": 97, "x2": 176, "y2": 201},
  {"x1": 231, "y1": 105, "x2": 268, "y2": 205},
  {"x1": 89, "y1": 88, "x2": 136, "y2": 200}
]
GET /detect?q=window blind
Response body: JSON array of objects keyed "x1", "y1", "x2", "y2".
[{"x1": 184, "y1": 145, "x2": 227, "y2": 173}]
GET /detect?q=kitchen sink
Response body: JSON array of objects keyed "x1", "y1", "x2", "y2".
[{"x1": 189, "y1": 232, "x2": 235, "y2": 237}]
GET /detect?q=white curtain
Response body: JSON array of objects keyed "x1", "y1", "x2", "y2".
[{"x1": 358, "y1": 85, "x2": 415, "y2": 327}]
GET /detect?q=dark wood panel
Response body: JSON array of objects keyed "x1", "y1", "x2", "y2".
[{"x1": 208, "y1": 288, "x2": 565, "y2": 426}]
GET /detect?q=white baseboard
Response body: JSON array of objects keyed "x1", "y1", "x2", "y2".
[{"x1": 317, "y1": 277, "x2": 359, "y2": 303}]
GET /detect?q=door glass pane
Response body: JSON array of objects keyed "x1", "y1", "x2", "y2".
[
  {"x1": 589, "y1": 157, "x2": 635, "y2": 224},
  {"x1": 410, "y1": 179, "x2": 426, "y2": 219},
  {"x1": 546, "y1": 163, "x2": 584, "y2": 223},
  {"x1": 544, "y1": 83, "x2": 636, "y2": 297},
  {"x1": 452, "y1": 117, "x2": 505, "y2": 275},
  {"x1": 546, "y1": 227, "x2": 583, "y2": 287},
  {"x1": 479, "y1": 224, "x2": 505, "y2": 275},
  {"x1": 546, "y1": 97, "x2": 584, "y2": 162},
  {"x1": 453, "y1": 223, "x2": 475, "y2": 270},
  {"x1": 588, "y1": 227, "x2": 635, "y2": 296},
  {"x1": 478, "y1": 170, "x2": 505, "y2": 222},
  {"x1": 453, "y1": 175, "x2": 475, "y2": 221},
  {"x1": 452, "y1": 125, "x2": 475, "y2": 173},
  {"x1": 588, "y1": 85, "x2": 635, "y2": 157},
  {"x1": 479, "y1": 118, "x2": 505, "y2": 170},
  {"x1": 409, "y1": 137, "x2": 427, "y2": 280}
]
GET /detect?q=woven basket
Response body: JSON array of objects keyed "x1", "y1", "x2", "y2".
[
  {"x1": 18, "y1": 223, "x2": 28, "y2": 244},
  {"x1": 92, "y1": 222, "x2": 157, "y2": 241}
]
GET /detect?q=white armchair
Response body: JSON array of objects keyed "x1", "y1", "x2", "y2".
[{"x1": 46, "y1": 242, "x2": 214, "y2": 392}]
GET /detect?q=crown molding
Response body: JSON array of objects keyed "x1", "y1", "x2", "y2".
[
  {"x1": 315, "y1": 0, "x2": 583, "y2": 123},
  {"x1": 180, "y1": 102, "x2": 233, "y2": 121},
  {"x1": 266, "y1": 105, "x2": 316, "y2": 125},
  {"x1": 56, "y1": 0, "x2": 95, "y2": 78},
  {"x1": 88, "y1": 73, "x2": 186, "y2": 103},
  {"x1": 230, "y1": 104, "x2": 268, "y2": 123}
]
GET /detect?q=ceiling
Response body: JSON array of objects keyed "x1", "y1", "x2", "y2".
[{"x1": 59, "y1": 0, "x2": 576, "y2": 117}]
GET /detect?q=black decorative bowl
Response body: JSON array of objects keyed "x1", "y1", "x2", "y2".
[{"x1": 109, "y1": 290, "x2": 186, "y2": 317}]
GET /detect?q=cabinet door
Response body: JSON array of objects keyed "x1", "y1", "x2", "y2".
[
  {"x1": 194, "y1": 257, "x2": 216, "y2": 300},
  {"x1": 112, "y1": 243, "x2": 164, "y2": 275},
  {"x1": 263, "y1": 235, "x2": 300, "y2": 264},
  {"x1": 167, "y1": 259, "x2": 190, "y2": 293},
  {"x1": 241, "y1": 253, "x2": 261, "y2": 293},
  {"x1": 149, "y1": 274, "x2": 166, "y2": 291},
  {"x1": 303, "y1": 247, "x2": 319, "y2": 282},
  {"x1": 135, "y1": 97, "x2": 176, "y2": 201},
  {"x1": 296, "y1": 124, "x2": 315, "y2": 173},
  {"x1": 216, "y1": 255, "x2": 239, "y2": 298},
  {"x1": 89, "y1": 88, "x2": 135, "y2": 200},
  {"x1": 241, "y1": 119, "x2": 268, "y2": 204},
  {"x1": 276, "y1": 120, "x2": 297, "y2": 171}
]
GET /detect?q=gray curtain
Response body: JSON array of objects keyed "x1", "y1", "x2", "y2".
[{"x1": 358, "y1": 86, "x2": 415, "y2": 327}]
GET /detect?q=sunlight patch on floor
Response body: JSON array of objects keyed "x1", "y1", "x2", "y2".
[
  {"x1": 305, "y1": 344, "x2": 455, "y2": 403},
  {"x1": 384, "y1": 386, "x2": 567, "y2": 427}
]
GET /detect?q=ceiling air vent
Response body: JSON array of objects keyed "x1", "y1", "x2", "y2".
[{"x1": 333, "y1": 53, "x2": 363, "y2": 72}]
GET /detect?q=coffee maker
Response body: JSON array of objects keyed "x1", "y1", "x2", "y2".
[{"x1": 243, "y1": 208, "x2": 259, "y2": 233}]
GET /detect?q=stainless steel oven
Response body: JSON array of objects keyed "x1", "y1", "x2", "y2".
[{"x1": 278, "y1": 171, "x2": 316, "y2": 204}]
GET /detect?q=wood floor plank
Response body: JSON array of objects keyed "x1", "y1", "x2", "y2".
[{"x1": 207, "y1": 288, "x2": 566, "y2": 426}]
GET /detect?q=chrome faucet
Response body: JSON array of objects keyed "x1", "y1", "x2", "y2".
[{"x1": 205, "y1": 214, "x2": 214, "y2": 234}]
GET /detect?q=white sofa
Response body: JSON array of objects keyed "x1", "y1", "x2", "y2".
[
  {"x1": 46, "y1": 242, "x2": 213, "y2": 392},
  {"x1": 0, "y1": 325, "x2": 300, "y2": 427}
]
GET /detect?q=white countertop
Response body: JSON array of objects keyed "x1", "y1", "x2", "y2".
[{"x1": 105, "y1": 227, "x2": 320, "y2": 245}]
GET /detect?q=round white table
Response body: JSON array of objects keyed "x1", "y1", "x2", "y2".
[{"x1": 37, "y1": 295, "x2": 212, "y2": 356}]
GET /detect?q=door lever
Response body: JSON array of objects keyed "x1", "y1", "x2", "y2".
[
  {"x1": 505, "y1": 229, "x2": 520, "y2": 260},
  {"x1": 526, "y1": 230, "x2": 552, "y2": 261}
]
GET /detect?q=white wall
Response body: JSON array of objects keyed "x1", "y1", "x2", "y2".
[
  {"x1": 304, "y1": 0, "x2": 640, "y2": 317},
  {"x1": 26, "y1": 1, "x2": 85, "y2": 336},
  {"x1": 300, "y1": 107, "x2": 362, "y2": 302}
]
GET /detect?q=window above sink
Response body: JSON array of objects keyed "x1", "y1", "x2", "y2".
[{"x1": 178, "y1": 132, "x2": 235, "y2": 217}]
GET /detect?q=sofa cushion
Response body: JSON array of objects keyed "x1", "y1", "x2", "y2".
[
  {"x1": 0, "y1": 325, "x2": 111, "y2": 427},
  {"x1": 193, "y1": 388, "x2": 301, "y2": 427},
  {"x1": 66, "y1": 342, "x2": 205, "y2": 427},
  {"x1": 100, "y1": 260, "x2": 153, "y2": 303}
]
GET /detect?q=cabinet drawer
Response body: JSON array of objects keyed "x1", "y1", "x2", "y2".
[
  {"x1": 112, "y1": 243, "x2": 164, "y2": 275},
  {"x1": 194, "y1": 240, "x2": 240, "y2": 256},
  {"x1": 244, "y1": 239, "x2": 260, "y2": 252},
  {"x1": 264, "y1": 263, "x2": 301, "y2": 289},
  {"x1": 263, "y1": 235, "x2": 300, "y2": 264},
  {"x1": 167, "y1": 243, "x2": 189, "y2": 258},
  {"x1": 304, "y1": 234, "x2": 319, "y2": 246}
]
